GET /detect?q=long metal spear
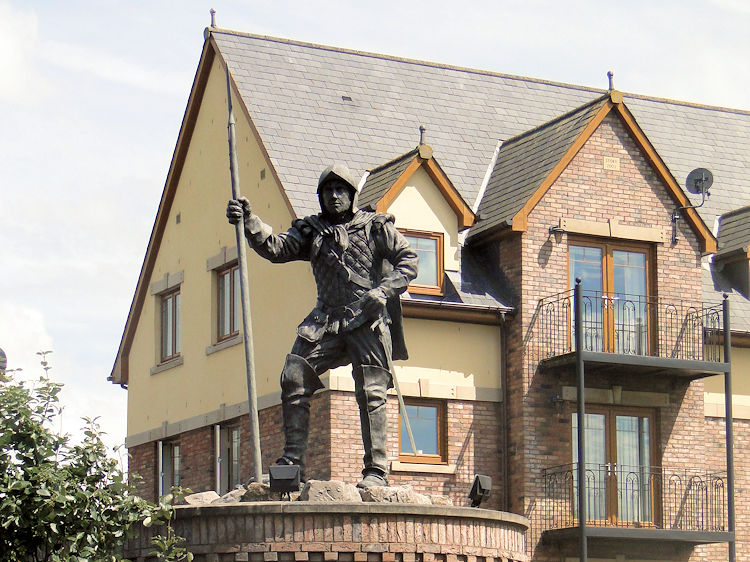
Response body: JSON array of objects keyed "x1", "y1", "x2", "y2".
[{"x1": 225, "y1": 64, "x2": 263, "y2": 483}]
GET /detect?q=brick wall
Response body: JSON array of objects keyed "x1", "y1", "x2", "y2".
[
  {"x1": 128, "y1": 391, "x2": 504, "y2": 510},
  {"x1": 123, "y1": 503, "x2": 529, "y2": 562},
  {"x1": 508, "y1": 112, "x2": 712, "y2": 560},
  {"x1": 693, "y1": 416, "x2": 749, "y2": 562}
]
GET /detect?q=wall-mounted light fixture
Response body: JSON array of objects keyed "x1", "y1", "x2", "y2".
[
  {"x1": 468, "y1": 474, "x2": 492, "y2": 507},
  {"x1": 549, "y1": 225, "x2": 565, "y2": 243}
]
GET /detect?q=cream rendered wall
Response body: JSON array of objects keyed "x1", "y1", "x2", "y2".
[
  {"x1": 704, "y1": 345, "x2": 750, "y2": 418},
  {"x1": 127, "y1": 57, "x2": 316, "y2": 438},
  {"x1": 385, "y1": 166, "x2": 460, "y2": 272},
  {"x1": 328, "y1": 164, "x2": 503, "y2": 398}
]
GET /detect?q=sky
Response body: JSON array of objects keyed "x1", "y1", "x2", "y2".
[{"x1": 1, "y1": 0, "x2": 748, "y2": 459}]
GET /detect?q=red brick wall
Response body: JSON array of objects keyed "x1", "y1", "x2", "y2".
[
  {"x1": 693, "y1": 416, "x2": 749, "y2": 562},
  {"x1": 508, "y1": 112, "x2": 711, "y2": 560},
  {"x1": 128, "y1": 391, "x2": 504, "y2": 509},
  {"x1": 128, "y1": 439, "x2": 155, "y2": 499},
  {"x1": 124, "y1": 503, "x2": 529, "y2": 562}
]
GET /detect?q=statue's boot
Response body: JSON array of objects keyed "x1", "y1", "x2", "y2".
[
  {"x1": 277, "y1": 354, "x2": 322, "y2": 482},
  {"x1": 353, "y1": 365, "x2": 390, "y2": 488}
]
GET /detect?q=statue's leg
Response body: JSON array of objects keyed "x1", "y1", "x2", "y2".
[
  {"x1": 279, "y1": 335, "x2": 347, "y2": 480},
  {"x1": 352, "y1": 364, "x2": 390, "y2": 487},
  {"x1": 278, "y1": 353, "x2": 322, "y2": 476},
  {"x1": 347, "y1": 323, "x2": 392, "y2": 487}
]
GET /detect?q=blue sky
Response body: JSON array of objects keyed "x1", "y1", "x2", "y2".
[{"x1": 1, "y1": 0, "x2": 748, "y2": 458}]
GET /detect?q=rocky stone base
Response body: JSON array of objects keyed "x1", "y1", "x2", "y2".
[{"x1": 185, "y1": 481, "x2": 453, "y2": 507}]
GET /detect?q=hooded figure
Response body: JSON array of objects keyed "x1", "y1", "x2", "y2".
[{"x1": 227, "y1": 163, "x2": 418, "y2": 488}]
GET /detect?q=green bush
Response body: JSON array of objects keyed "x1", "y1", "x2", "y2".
[{"x1": 0, "y1": 371, "x2": 190, "y2": 561}]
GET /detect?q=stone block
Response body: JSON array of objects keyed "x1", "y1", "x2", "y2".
[
  {"x1": 359, "y1": 485, "x2": 431, "y2": 504},
  {"x1": 213, "y1": 487, "x2": 248, "y2": 504},
  {"x1": 299, "y1": 480, "x2": 363, "y2": 502},
  {"x1": 185, "y1": 490, "x2": 220, "y2": 505},
  {"x1": 242, "y1": 482, "x2": 274, "y2": 501},
  {"x1": 429, "y1": 495, "x2": 453, "y2": 506}
]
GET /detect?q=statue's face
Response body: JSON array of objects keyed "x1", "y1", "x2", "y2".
[{"x1": 320, "y1": 180, "x2": 352, "y2": 217}]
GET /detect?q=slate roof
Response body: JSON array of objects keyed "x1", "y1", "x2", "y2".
[
  {"x1": 213, "y1": 29, "x2": 750, "y2": 230},
  {"x1": 717, "y1": 206, "x2": 750, "y2": 256},
  {"x1": 469, "y1": 96, "x2": 608, "y2": 239},
  {"x1": 210, "y1": 29, "x2": 750, "y2": 330},
  {"x1": 402, "y1": 245, "x2": 515, "y2": 312},
  {"x1": 358, "y1": 148, "x2": 419, "y2": 211}
]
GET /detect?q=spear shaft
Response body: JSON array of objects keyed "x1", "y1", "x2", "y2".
[{"x1": 225, "y1": 65, "x2": 263, "y2": 484}]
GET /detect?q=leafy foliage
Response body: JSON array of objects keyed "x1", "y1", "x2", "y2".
[
  {"x1": 0, "y1": 371, "x2": 189, "y2": 561},
  {"x1": 147, "y1": 488, "x2": 193, "y2": 562}
]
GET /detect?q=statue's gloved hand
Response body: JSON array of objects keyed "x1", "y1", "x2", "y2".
[
  {"x1": 362, "y1": 287, "x2": 388, "y2": 317},
  {"x1": 226, "y1": 196, "x2": 251, "y2": 225}
]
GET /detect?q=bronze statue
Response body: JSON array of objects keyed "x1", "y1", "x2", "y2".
[{"x1": 227, "y1": 164, "x2": 418, "y2": 488}]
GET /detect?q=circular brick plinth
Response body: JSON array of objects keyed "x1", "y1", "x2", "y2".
[{"x1": 124, "y1": 502, "x2": 529, "y2": 562}]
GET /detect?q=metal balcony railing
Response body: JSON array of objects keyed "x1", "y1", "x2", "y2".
[
  {"x1": 540, "y1": 463, "x2": 727, "y2": 532},
  {"x1": 529, "y1": 290, "x2": 724, "y2": 363}
]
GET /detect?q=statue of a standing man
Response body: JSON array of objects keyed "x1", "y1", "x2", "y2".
[{"x1": 226, "y1": 164, "x2": 418, "y2": 488}]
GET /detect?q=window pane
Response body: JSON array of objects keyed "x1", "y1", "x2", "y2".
[
  {"x1": 161, "y1": 299, "x2": 169, "y2": 358},
  {"x1": 571, "y1": 413, "x2": 607, "y2": 521},
  {"x1": 172, "y1": 444, "x2": 181, "y2": 487},
  {"x1": 162, "y1": 296, "x2": 173, "y2": 358},
  {"x1": 174, "y1": 293, "x2": 180, "y2": 354},
  {"x1": 231, "y1": 427, "x2": 241, "y2": 488},
  {"x1": 401, "y1": 404, "x2": 439, "y2": 455},
  {"x1": 218, "y1": 270, "x2": 230, "y2": 337},
  {"x1": 405, "y1": 235, "x2": 438, "y2": 286},
  {"x1": 569, "y1": 246, "x2": 602, "y2": 293},
  {"x1": 233, "y1": 267, "x2": 241, "y2": 333}
]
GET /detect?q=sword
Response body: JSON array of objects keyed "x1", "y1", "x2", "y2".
[{"x1": 371, "y1": 316, "x2": 418, "y2": 456}]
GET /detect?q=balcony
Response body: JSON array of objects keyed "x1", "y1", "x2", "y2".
[
  {"x1": 526, "y1": 290, "x2": 729, "y2": 379},
  {"x1": 538, "y1": 463, "x2": 732, "y2": 544}
]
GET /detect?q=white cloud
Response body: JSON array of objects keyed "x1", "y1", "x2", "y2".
[
  {"x1": 39, "y1": 38, "x2": 187, "y2": 97},
  {"x1": 0, "y1": 301, "x2": 54, "y2": 376},
  {"x1": 0, "y1": 1, "x2": 50, "y2": 104}
]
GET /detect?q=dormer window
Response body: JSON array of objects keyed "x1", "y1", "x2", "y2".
[{"x1": 401, "y1": 229, "x2": 444, "y2": 296}]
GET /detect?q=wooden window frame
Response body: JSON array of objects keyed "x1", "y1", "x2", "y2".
[
  {"x1": 567, "y1": 237, "x2": 656, "y2": 354},
  {"x1": 572, "y1": 404, "x2": 660, "y2": 527},
  {"x1": 398, "y1": 398, "x2": 448, "y2": 465},
  {"x1": 159, "y1": 288, "x2": 181, "y2": 364},
  {"x1": 400, "y1": 229, "x2": 444, "y2": 296},
  {"x1": 158, "y1": 440, "x2": 181, "y2": 496},
  {"x1": 218, "y1": 424, "x2": 242, "y2": 494},
  {"x1": 217, "y1": 263, "x2": 240, "y2": 342}
]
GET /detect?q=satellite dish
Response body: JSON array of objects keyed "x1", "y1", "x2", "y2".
[{"x1": 686, "y1": 168, "x2": 713, "y2": 195}]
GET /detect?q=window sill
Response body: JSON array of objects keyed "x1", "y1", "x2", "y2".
[
  {"x1": 151, "y1": 356, "x2": 184, "y2": 375},
  {"x1": 390, "y1": 461, "x2": 456, "y2": 474},
  {"x1": 205, "y1": 333, "x2": 243, "y2": 356}
]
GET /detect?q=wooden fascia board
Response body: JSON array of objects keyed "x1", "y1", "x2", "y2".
[
  {"x1": 110, "y1": 37, "x2": 217, "y2": 385},
  {"x1": 422, "y1": 158, "x2": 476, "y2": 228},
  {"x1": 612, "y1": 103, "x2": 717, "y2": 254},
  {"x1": 375, "y1": 156, "x2": 476, "y2": 229},
  {"x1": 511, "y1": 101, "x2": 614, "y2": 232},
  {"x1": 401, "y1": 299, "x2": 508, "y2": 325},
  {"x1": 375, "y1": 157, "x2": 422, "y2": 212}
]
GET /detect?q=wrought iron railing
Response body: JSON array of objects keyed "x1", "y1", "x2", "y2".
[
  {"x1": 530, "y1": 290, "x2": 724, "y2": 363},
  {"x1": 540, "y1": 463, "x2": 727, "y2": 532}
]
